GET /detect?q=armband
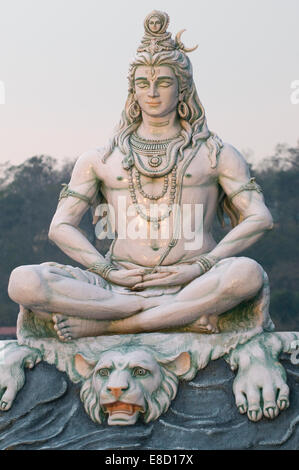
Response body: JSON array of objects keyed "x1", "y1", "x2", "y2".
[
  {"x1": 228, "y1": 177, "x2": 262, "y2": 202},
  {"x1": 59, "y1": 184, "x2": 93, "y2": 205}
]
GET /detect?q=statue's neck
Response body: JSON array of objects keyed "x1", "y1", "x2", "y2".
[{"x1": 137, "y1": 111, "x2": 181, "y2": 140}]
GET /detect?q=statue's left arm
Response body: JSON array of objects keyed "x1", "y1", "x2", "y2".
[{"x1": 208, "y1": 143, "x2": 273, "y2": 261}]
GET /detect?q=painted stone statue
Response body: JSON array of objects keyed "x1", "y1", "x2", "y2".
[{"x1": 3, "y1": 11, "x2": 299, "y2": 428}]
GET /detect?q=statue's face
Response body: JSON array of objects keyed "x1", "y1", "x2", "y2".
[
  {"x1": 148, "y1": 16, "x2": 162, "y2": 33},
  {"x1": 134, "y1": 65, "x2": 179, "y2": 118}
]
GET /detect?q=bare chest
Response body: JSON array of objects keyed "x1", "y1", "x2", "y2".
[{"x1": 96, "y1": 146, "x2": 218, "y2": 201}]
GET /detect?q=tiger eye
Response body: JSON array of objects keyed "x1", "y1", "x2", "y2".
[
  {"x1": 98, "y1": 368, "x2": 110, "y2": 377},
  {"x1": 185, "y1": 173, "x2": 192, "y2": 178},
  {"x1": 116, "y1": 176, "x2": 123, "y2": 181}
]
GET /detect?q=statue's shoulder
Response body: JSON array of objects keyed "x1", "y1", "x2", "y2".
[
  {"x1": 74, "y1": 146, "x2": 125, "y2": 181},
  {"x1": 75, "y1": 148, "x2": 104, "y2": 166},
  {"x1": 216, "y1": 142, "x2": 249, "y2": 177},
  {"x1": 68, "y1": 148, "x2": 109, "y2": 184},
  {"x1": 73, "y1": 147, "x2": 109, "y2": 172}
]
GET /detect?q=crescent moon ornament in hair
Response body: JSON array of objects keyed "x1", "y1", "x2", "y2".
[{"x1": 175, "y1": 29, "x2": 199, "y2": 53}]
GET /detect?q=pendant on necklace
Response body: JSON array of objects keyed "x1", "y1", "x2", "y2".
[{"x1": 148, "y1": 156, "x2": 162, "y2": 167}]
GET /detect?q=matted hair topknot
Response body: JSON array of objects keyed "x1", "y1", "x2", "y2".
[{"x1": 137, "y1": 10, "x2": 198, "y2": 56}]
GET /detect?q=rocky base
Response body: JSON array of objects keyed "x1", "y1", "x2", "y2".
[{"x1": 1, "y1": 358, "x2": 298, "y2": 450}]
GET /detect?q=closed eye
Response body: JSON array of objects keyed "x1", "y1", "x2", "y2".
[
  {"x1": 157, "y1": 80, "x2": 173, "y2": 87},
  {"x1": 135, "y1": 80, "x2": 149, "y2": 89}
]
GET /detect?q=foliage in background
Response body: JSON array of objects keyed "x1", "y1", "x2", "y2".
[{"x1": 0, "y1": 143, "x2": 298, "y2": 331}]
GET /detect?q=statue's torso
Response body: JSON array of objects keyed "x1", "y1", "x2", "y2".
[{"x1": 93, "y1": 144, "x2": 220, "y2": 266}]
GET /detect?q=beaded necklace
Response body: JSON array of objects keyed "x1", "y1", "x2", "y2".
[
  {"x1": 128, "y1": 166, "x2": 177, "y2": 230},
  {"x1": 122, "y1": 132, "x2": 202, "y2": 266},
  {"x1": 129, "y1": 132, "x2": 182, "y2": 178},
  {"x1": 126, "y1": 133, "x2": 182, "y2": 231}
]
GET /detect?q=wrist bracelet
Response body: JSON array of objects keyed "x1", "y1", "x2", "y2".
[
  {"x1": 195, "y1": 255, "x2": 218, "y2": 274},
  {"x1": 87, "y1": 262, "x2": 117, "y2": 280}
]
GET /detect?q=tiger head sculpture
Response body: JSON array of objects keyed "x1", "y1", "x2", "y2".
[{"x1": 74, "y1": 347, "x2": 192, "y2": 425}]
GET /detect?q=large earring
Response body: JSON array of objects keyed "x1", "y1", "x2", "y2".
[
  {"x1": 178, "y1": 100, "x2": 190, "y2": 120},
  {"x1": 128, "y1": 99, "x2": 141, "y2": 120}
]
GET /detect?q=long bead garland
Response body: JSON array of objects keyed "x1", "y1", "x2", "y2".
[{"x1": 128, "y1": 166, "x2": 177, "y2": 230}]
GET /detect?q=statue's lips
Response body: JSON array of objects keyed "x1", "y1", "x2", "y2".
[
  {"x1": 104, "y1": 401, "x2": 144, "y2": 416},
  {"x1": 146, "y1": 102, "x2": 161, "y2": 106}
]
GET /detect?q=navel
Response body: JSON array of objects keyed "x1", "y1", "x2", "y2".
[{"x1": 151, "y1": 246, "x2": 160, "y2": 251}]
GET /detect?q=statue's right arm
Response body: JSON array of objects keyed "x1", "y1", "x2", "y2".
[{"x1": 48, "y1": 150, "x2": 106, "y2": 268}]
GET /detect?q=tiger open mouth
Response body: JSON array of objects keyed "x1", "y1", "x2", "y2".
[{"x1": 104, "y1": 401, "x2": 144, "y2": 416}]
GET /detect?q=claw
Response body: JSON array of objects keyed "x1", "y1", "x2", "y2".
[
  {"x1": 248, "y1": 409, "x2": 261, "y2": 422},
  {"x1": 278, "y1": 399, "x2": 289, "y2": 410},
  {"x1": 238, "y1": 405, "x2": 246, "y2": 414},
  {"x1": 265, "y1": 407, "x2": 276, "y2": 419},
  {"x1": 1, "y1": 401, "x2": 7, "y2": 410}
]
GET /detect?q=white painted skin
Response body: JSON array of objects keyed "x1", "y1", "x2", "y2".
[{"x1": 8, "y1": 65, "x2": 273, "y2": 339}]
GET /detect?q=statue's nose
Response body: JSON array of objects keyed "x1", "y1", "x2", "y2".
[
  {"x1": 148, "y1": 84, "x2": 159, "y2": 98},
  {"x1": 107, "y1": 386, "x2": 129, "y2": 399}
]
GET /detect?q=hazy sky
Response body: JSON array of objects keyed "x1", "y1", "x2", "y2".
[{"x1": 0, "y1": 0, "x2": 299, "y2": 166}]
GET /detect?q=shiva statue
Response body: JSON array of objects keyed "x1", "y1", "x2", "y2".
[
  {"x1": 3, "y1": 11, "x2": 298, "y2": 426},
  {"x1": 8, "y1": 10, "x2": 272, "y2": 338}
]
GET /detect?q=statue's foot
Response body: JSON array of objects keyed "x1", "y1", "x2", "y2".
[
  {"x1": 186, "y1": 314, "x2": 219, "y2": 334},
  {"x1": 53, "y1": 314, "x2": 110, "y2": 341}
]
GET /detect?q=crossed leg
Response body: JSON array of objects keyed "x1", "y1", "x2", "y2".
[
  {"x1": 8, "y1": 262, "x2": 149, "y2": 320},
  {"x1": 104, "y1": 256, "x2": 263, "y2": 335},
  {"x1": 29, "y1": 256, "x2": 265, "y2": 341},
  {"x1": 8, "y1": 257, "x2": 264, "y2": 341}
]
